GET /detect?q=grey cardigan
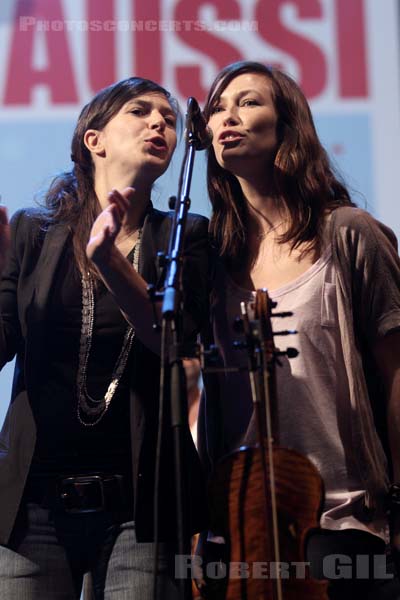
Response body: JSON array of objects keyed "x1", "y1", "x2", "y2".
[
  {"x1": 328, "y1": 207, "x2": 400, "y2": 506},
  {"x1": 200, "y1": 206, "x2": 400, "y2": 517}
]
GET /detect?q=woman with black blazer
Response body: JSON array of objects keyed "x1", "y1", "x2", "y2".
[{"x1": 0, "y1": 77, "x2": 209, "y2": 599}]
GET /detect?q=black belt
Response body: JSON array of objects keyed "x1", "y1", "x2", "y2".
[{"x1": 24, "y1": 473, "x2": 133, "y2": 515}]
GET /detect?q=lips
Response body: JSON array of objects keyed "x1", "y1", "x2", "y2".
[
  {"x1": 145, "y1": 136, "x2": 168, "y2": 151},
  {"x1": 218, "y1": 130, "x2": 245, "y2": 144}
]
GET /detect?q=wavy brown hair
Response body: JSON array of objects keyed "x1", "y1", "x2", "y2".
[
  {"x1": 42, "y1": 77, "x2": 178, "y2": 279},
  {"x1": 203, "y1": 61, "x2": 354, "y2": 263}
]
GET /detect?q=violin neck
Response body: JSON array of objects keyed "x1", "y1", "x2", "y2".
[{"x1": 253, "y1": 359, "x2": 279, "y2": 447}]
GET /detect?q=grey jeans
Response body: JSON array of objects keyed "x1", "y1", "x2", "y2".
[{"x1": 0, "y1": 502, "x2": 180, "y2": 599}]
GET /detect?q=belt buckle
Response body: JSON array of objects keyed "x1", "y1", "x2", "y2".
[{"x1": 59, "y1": 475, "x2": 105, "y2": 514}]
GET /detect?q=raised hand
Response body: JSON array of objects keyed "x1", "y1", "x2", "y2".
[{"x1": 86, "y1": 187, "x2": 133, "y2": 263}]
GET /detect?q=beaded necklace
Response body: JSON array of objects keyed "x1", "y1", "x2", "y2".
[{"x1": 77, "y1": 230, "x2": 141, "y2": 426}]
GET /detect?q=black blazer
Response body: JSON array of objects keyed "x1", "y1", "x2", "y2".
[{"x1": 0, "y1": 205, "x2": 210, "y2": 543}]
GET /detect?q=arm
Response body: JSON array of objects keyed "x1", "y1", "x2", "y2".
[
  {"x1": 87, "y1": 188, "x2": 210, "y2": 354},
  {"x1": 0, "y1": 209, "x2": 24, "y2": 369},
  {"x1": 373, "y1": 332, "x2": 400, "y2": 483},
  {"x1": 373, "y1": 331, "x2": 400, "y2": 550},
  {"x1": 87, "y1": 189, "x2": 162, "y2": 354},
  {"x1": 0, "y1": 206, "x2": 10, "y2": 277},
  {"x1": 332, "y1": 209, "x2": 400, "y2": 543},
  {"x1": 345, "y1": 212, "x2": 400, "y2": 549}
]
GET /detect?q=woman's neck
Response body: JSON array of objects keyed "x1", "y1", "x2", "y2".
[
  {"x1": 95, "y1": 173, "x2": 151, "y2": 233},
  {"x1": 236, "y1": 175, "x2": 287, "y2": 234}
]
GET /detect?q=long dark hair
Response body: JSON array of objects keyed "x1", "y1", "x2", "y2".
[
  {"x1": 43, "y1": 77, "x2": 178, "y2": 279},
  {"x1": 203, "y1": 61, "x2": 354, "y2": 263}
]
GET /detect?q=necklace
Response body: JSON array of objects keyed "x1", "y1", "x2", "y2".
[
  {"x1": 257, "y1": 220, "x2": 286, "y2": 240},
  {"x1": 77, "y1": 230, "x2": 142, "y2": 426}
]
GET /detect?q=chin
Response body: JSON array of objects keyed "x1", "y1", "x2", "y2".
[
  {"x1": 218, "y1": 152, "x2": 247, "y2": 171},
  {"x1": 143, "y1": 160, "x2": 169, "y2": 181}
]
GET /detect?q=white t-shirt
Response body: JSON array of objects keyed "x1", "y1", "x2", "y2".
[{"x1": 212, "y1": 248, "x2": 388, "y2": 541}]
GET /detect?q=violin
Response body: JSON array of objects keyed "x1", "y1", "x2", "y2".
[{"x1": 206, "y1": 289, "x2": 328, "y2": 599}]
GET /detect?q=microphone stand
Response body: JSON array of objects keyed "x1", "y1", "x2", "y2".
[{"x1": 152, "y1": 100, "x2": 206, "y2": 600}]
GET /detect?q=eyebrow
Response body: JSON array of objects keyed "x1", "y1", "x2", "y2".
[{"x1": 216, "y1": 89, "x2": 263, "y2": 103}]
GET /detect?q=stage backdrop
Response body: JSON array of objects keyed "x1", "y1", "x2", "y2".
[{"x1": 1, "y1": 0, "x2": 400, "y2": 421}]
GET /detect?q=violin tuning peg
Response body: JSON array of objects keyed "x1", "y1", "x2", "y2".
[
  {"x1": 273, "y1": 329, "x2": 297, "y2": 337},
  {"x1": 286, "y1": 347, "x2": 299, "y2": 359},
  {"x1": 274, "y1": 347, "x2": 298, "y2": 359},
  {"x1": 272, "y1": 311, "x2": 293, "y2": 318}
]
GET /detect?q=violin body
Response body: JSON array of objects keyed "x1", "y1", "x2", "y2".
[
  {"x1": 208, "y1": 445, "x2": 329, "y2": 599},
  {"x1": 203, "y1": 290, "x2": 329, "y2": 599}
]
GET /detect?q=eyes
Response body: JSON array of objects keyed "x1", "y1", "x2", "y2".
[
  {"x1": 210, "y1": 99, "x2": 260, "y2": 115},
  {"x1": 164, "y1": 115, "x2": 177, "y2": 127},
  {"x1": 129, "y1": 107, "x2": 177, "y2": 128},
  {"x1": 242, "y1": 99, "x2": 260, "y2": 107}
]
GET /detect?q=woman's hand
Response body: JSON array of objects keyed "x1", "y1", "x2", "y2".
[
  {"x1": 86, "y1": 187, "x2": 133, "y2": 264},
  {"x1": 0, "y1": 206, "x2": 10, "y2": 276},
  {"x1": 192, "y1": 533, "x2": 229, "y2": 599}
]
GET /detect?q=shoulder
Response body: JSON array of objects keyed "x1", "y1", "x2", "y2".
[
  {"x1": 9, "y1": 207, "x2": 48, "y2": 237},
  {"x1": 8, "y1": 208, "x2": 57, "y2": 260},
  {"x1": 328, "y1": 206, "x2": 398, "y2": 252},
  {"x1": 10, "y1": 207, "x2": 48, "y2": 228},
  {"x1": 186, "y1": 212, "x2": 210, "y2": 238}
]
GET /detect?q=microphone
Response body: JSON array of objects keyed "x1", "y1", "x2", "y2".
[{"x1": 185, "y1": 97, "x2": 213, "y2": 150}]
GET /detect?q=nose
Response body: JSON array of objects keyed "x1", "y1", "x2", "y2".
[
  {"x1": 223, "y1": 105, "x2": 240, "y2": 126},
  {"x1": 149, "y1": 110, "x2": 166, "y2": 131}
]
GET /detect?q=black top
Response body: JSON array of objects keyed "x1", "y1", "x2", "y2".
[
  {"x1": 30, "y1": 243, "x2": 133, "y2": 477},
  {"x1": 0, "y1": 206, "x2": 209, "y2": 544}
]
